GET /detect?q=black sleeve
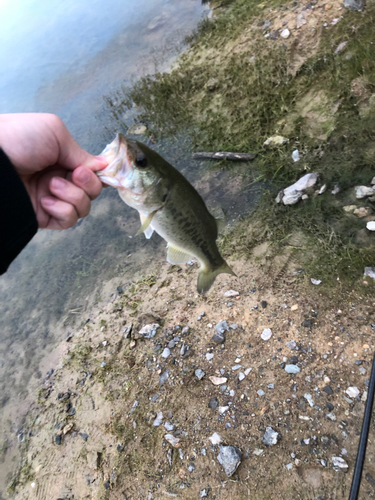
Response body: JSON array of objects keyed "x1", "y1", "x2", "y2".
[{"x1": 0, "y1": 149, "x2": 38, "y2": 274}]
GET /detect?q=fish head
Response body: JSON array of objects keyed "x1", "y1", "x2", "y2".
[{"x1": 96, "y1": 133, "x2": 162, "y2": 196}]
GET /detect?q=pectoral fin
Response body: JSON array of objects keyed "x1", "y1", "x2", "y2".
[
  {"x1": 167, "y1": 244, "x2": 192, "y2": 264},
  {"x1": 137, "y1": 212, "x2": 156, "y2": 238}
]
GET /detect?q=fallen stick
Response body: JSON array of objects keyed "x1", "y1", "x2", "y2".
[{"x1": 192, "y1": 152, "x2": 256, "y2": 161}]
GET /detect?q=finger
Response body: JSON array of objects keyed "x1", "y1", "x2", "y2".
[
  {"x1": 40, "y1": 196, "x2": 79, "y2": 230},
  {"x1": 71, "y1": 166, "x2": 103, "y2": 200},
  {"x1": 44, "y1": 114, "x2": 108, "y2": 171},
  {"x1": 49, "y1": 177, "x2": 91, "y2": 219}
]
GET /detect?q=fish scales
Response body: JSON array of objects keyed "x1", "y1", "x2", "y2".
[{"x1": 96, "y1": 134, "x2": 236, "y2": 293}]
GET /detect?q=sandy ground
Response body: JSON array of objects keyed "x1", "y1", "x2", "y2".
[{"x1": 7, "y1": 240, "x2": 375, "y2": 500}]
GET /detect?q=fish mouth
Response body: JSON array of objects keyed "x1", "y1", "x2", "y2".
[{"x1": 96, "y1": 133, "x2": 130, "y2": 188}]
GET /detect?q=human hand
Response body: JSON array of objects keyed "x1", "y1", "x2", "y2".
[{"x1": 0, "y1": 113, "x2": 107, "y2": 229}]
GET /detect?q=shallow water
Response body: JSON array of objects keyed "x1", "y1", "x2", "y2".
[
  {"x1": 0, "y1": 0, "x2": 262, "y2": 494},
  {"x1": 0, "y1": 0, "x2": 212, "y2": 493}
]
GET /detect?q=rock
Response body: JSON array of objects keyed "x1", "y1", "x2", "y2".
[
  {"x1": 372, "y1": 177, "x2": 375, "y2": 185},
  {"x1": 208, "y1": 397, "x2": 219, "y2": 410},
  {"x1": 326, "y1": 412, "x2": 337, "y2": 421},
  {"x1": 206, "y1": 77, "x2": 219, "y2": 91},
  {"x1": 55, "y1": 434, "x2": 62, "y2": 445},
  {"x1": 335, "y1": 41, "x2": 348, "y2": 54},
  {"x1": 209, "y1": 376, "x2": 227, "y2": 385},
  {"x1": 292, "y1": 150, "x2": 300, "y2": 162},
  {"x1": 366, "y1": 222, "x2": 375, "y2": 231},
  {"x1": 139, "y1": 323, "x2": 160, "y2": 338},
  {"x1": 296, "y1": 12, "x2": 306, "y2": 28},
  {"x1": 262, "y1": 427, "x2": 281, "y2": 446},
  {"x1": 331, "y1": 456, "x2": 349, "y2": 471},
  {"x1": 62, "y1": 423, "x2": 74, "y2": 435},
  {"x1": 180, "y1": 344, "x2": 189, "y2": 357},
  {"x1": 275, "y1": 190, "x2": 284, "y2": 203},
  {"x1": 319, "y1": 184, "x2": 327, "y2": 194},
  {"x1": 168, "y1": 340, "x2": 176, "y2": 348},
  {"x1": 219, "y1": 406, "x2": 229, "y2": 414},
  {"x1": 181, "y1": 326, "x2": 189, "y2": 335},
  {"x1": 344, "y1": 0, "x2": 365, "y2": 11},
  {"x1": 346, "y1": 386, "x2": 360, "y2": 398},
  {"x1": 215, "y1": 321, "x2": 230, "y2": 335},
  {"x1": 302, "y1": 194, "x2": 309, "y2": 200},
  {"x1": 253, "y1": 448, "x2": 264, "y2": 456},
  {"x1": 261, "y1": 328, "x2": 272, "y2": 341},
  {"x1": 364, "y1": 267, "x2": 375, "y2": 279},
  {"x1": 217, "y1": 446, "x2": 242, "y2": 477},
  {"x1": 311, "y1": 278, "x2": 322, "y2": 285},
  {"x1": 128, "y1": 124, "x2": 147, "y2": 135},
  {"x1": 343, "y1": 205, "x2": 358, "y2": 213},
  {"x1": 360, "y1": 367, "x2": 367, "y2": 375},
  {"x1": 355, "y1": 186, "x2": 374, "y2": 199},
  {"x1": 282, "y1": 173, "x2": 319, "y2": 206},
  {"x1": 264, "y1": 135, "x2": 289, "y2": 147},
  {"x1": 291, "y1": 304, "x2": 299, "y2": 311},
  {"x1": 200, "y1": 489, "x2": 210, "y2": 498},
  {"x1": 188, "y1": 463, "x2": 195, "y2": 472},
  {"x1": 239, "y1": 372, "x2": 245, "y2": 381},
  {"x1": 232, "y1": 364, "x2": 242, "y2": 371},
  {"x1": 195, "y1": 368, "x2": 206, "y2": 380},
  {"x1": 153, "y1": 412, "x2": 163, "y2": 426},
  {"x1": 165, "y1": 434, "x2": 180, "y2": 447},
  {"x1": 257, "y1": 389, "x2": 265, "y2": 397},
  {"x1": 206, "y1": 353, "x2": 214, "y2": 361},
  {"x1": 304, "y1": 393, "x2": 314, "y2": 407},
  {"x1": 224, "y1": 290, "x2": 239, "y2": 297},
  {"x1": 268, "y1": 383, "x2": 274, "y2": 389},
  {"x1": 212, "y1": 331, "x2": 225, "y2": 343},
  {"x1": 285, "y1": 364, "x2": 300, "y2": 374},
  {"x1": 159, "y1": 369, "x2": 170, "y2": 386},
  {"x1": 79, "y1": 433, "x2": 89, "y2": 442},
  {"x1": 261, "y1": 300, "x2": 267, "y2": 309},
  {"x1": 280, "y1": 28, "x2": 290, "y2": 39},
  {"x1": 209, "y1": 432, "x2": 222, "y2": 445},
  {"x1": 286, "y1": 340, "x2": 297, "y2": 350},
  {"x1": 323, "y1": 386, "x2": 333, "y2": 396},
  {"x1": 326, "y1": 402, "x2": 334, "y2": 411},
  {"x1": 286, "y1": 463, "x2": 293, "y2": 470},
  {"x1": 245, "y1": 368, "x2": 252, "y2": 375},
  {"x1": 162, "y1": 348, "x2": 171, "y2": 359},
  {"x1": 289, "y1": 355, "x2": 298, "y2": 365}
]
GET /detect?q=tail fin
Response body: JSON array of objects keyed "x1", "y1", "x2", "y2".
[{"x1": 197, "y1": 261, "x2": 236, "y2": 295}]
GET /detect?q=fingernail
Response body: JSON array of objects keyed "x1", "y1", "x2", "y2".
[
  {"x1": 42, "y1": 196, "x2": 56, "y2": 206},
  {"x1": 51, "y1": 177, "x2": 66, "y2": 190},
  {"x1": 77, "y1": 169, "x2": 91, "y2": 184}
]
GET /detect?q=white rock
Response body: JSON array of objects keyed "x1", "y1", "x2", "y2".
[
  {"x1": 209, "y1": 376, "x2": 227, "y2": 385},
  {"x1": 209, "y1": 432, "x2": 222, "y2": 445},
  {"x1": 366, "y1": 221, "x2": 375, "y2": 231},
  {"x1": 232, "y1": 364, "x2": 242, "y2": 371},
  {"x1": 153, "y1": 412, "x2": 163, "y2": 426},
  {"x1": 281, "y1": 28, "x2": 290, "y2": 39},
  {"x1": 364, "y1": 267, "x2": 375, "y2": 279},
  {"x1": 318, "y1": 184, "x2": 327, "y2": 194},
  {"x1": 253, "y1": 448, "x2": 264, "y2": 456},
  {"x1": 285, "y1": 364, "x2": 300, "y2": 374},
  {"x1": 244, "y1": 368, "x2": 252, "y2": 376},
  {"x1": 292, "y1": 149, "x2": 300, "y2": 162},
  {"x1": 355, "y1": 185, "x2": 375, "y2": 199},
  {"x1": 164, "y1": 422, "x2": 174, "y2": 431},
  {"x1": 282, "y1": 190, "x2": 302, "y2": 205},
  {"x1": 331, "y1": 456, "x2": 348, "y2": 472},
  {"x1": 335, "y1": 41, "x2": 348, "y2": 54},
  {"x1": 331, "y1": 184, "x2": 340, "y2": 194},
  {"x1": 371, "y1": 177, "x2": 375, "y2": 185},
  {"x1": 264, "y1": 135, "x2": 289, "y2": 147},
  {"x1": 219, "y1": 406, "x2": 229, "y2": 414},
  {"x1": 282, "y1": 173, "x2": 319, "y2": 205},
  {"x1": 302, "y1": 194, "x2": 308, "y2": 200},
  {"x1": 304, "y1": 393, "x2": 314, "y2": 407},
  {"x1": 139, "y1": 323, "x2": 160, "y2": 338},
  {"x1": 275, "y1": 190, "x2": 284, "y2": 203},
  {"x1": 346, "y1": 386, "x2": 360, "y2": 398},
  {"x1": 286, "y1": 463, "x2": 293, "y2": 470},
  {"x1": 239, "y1": 372, "x2": 245, "y2": 381},
  {"x1": 261, "y1": 328, "x2": 272, "y2": 341},
  {"x1": 206, "y1": 353, "x2": 214, "y2": 361},
  {"x1": 257, "y1": 389, "x2": 265, "y2": 397},
  {"x1": 224, "y1": 290, "x2": 239, "y2": 297},
  {"x1": 311, "y1": 278, "x2": 321, "y2": 285},
  {"x1": 165, "y1": 434, "x2": 180, "y2": 447}
]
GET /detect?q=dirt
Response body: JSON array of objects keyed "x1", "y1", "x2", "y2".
[
  {"x1": 4, "y1": 1, "x2": 375, "y2": 499},
  {"x1": 7, "y1": 241, "x2": 375, "y2": 500}
]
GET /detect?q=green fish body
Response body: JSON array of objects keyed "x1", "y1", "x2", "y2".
[{"x1": 96, "y1": 134, "x2": 235, "y2": 293}]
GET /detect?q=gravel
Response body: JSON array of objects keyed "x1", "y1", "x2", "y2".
[{"x1": 217, "y1": 445, "x2": 242, "y2": 477}]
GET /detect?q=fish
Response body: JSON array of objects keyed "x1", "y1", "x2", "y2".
[{"x1": 96, "y1": 133, "x2": 236, "y2": 294}]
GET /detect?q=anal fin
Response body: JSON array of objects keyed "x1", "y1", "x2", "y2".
[{"x1": 167, "y1": 244, "x2": 192, "y2": 264}]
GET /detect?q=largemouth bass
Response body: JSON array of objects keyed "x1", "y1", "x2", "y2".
[{"x1": 96, "y1": 134, "x2": 236, "y2": 294}]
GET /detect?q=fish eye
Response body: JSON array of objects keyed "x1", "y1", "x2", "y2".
[{"x1": 135, "y1": 154, "x2": 148, "y2": 168}]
